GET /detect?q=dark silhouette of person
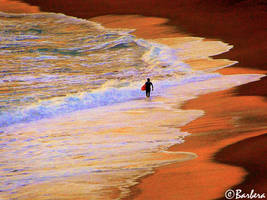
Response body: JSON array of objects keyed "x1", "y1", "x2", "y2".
[{"x1": 145, "y1": 78, "x2": 154, "y2": 97}]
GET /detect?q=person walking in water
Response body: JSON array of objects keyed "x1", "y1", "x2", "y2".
[{"x1": 145, "y1": 78, "x2": 154, "y2": 97}]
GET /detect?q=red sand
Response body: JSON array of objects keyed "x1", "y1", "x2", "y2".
[
  {"x1": 19, "y1": 1, "x2": 267, "y2": 69},
  {"x1": 126, "y1": 86, "x2": 267, "y2": 199},
  {"x1": 0, "y1": 0, "x2": 39, "y2": 13},
  {"x1": 89, "y1": 15, "x2": 267, "y2": 199},
  {"x1": 215, "y1": 133, "x2": 267, "y2": 199},
  {"x1": 89, "y1": 14, "x2": 267, "y2": 200},
  {"x1": 17, "y1": 0, "x2": 267, "y2": 97},
  {"x1": 1, "y1": 1, "x2": 267, "y2": 199}
]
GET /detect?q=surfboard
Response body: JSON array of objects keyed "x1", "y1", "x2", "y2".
[{"x1": 141, "y1": 84, "x2": 146, "y2": 91}]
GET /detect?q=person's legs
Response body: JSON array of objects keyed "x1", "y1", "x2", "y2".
[{"x1": 146, "y1": 90, "x2": 150, "y2": 97}]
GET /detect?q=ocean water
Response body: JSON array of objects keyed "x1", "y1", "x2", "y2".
[{"x1": 0, "y1": 12, "x2": 264, "y2": 199}]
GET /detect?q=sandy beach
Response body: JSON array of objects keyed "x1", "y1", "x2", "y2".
[
  {"x1": 1, "y1": 1, "x2": 267, "y2": 199},
  {"x1": 127, "y1": 83, "x2": 267, "y2": 200},
  {"x1": 20, "y1": 0, "x2": 267, "y2": 98},
  {"x1": 89, "y1": 15, "x2": 267, "y2": 199}
]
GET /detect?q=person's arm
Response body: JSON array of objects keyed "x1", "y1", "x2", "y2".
[{"x1": 151, "y1": 83, "x2": 154, "y2": 91}]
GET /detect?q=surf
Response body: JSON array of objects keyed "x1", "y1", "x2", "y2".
[
  {"x1": 0, "y1": 12, "x2": 265, "y2": 200},
  {"x1": 0, "y1": 11, "x2": 221, "y2": 127}
]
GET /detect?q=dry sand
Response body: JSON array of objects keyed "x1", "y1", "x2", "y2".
[
  {"x1": 19, "y1": 0, "x2": 267, "y2": 99},
  {"x1": 1, "y1": 1, "x2": 266, "y2": 198},
  {"x1": 91, "y1": 15, "x2": 267, "y2": 200}
]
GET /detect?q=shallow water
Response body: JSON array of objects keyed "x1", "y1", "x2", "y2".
[{"x1": 0, "y1": 12, "x2": 264, "y2": 200}]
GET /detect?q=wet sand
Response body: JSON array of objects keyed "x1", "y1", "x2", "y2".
[
  {"x1": 216, "y1": 133, "x2": 267, "y2": 199},
  {"x1": 128, "y1": 84, "x2": 267, "y2": 200},
  {"x1": 17, "y1": 0, "x2": 267, "y2": 95},
  {"x1": 1, "y1": 1, "x2": 267, "y2": 199},
  {"x1": 0, "y1": 0, "x2": 39, "y2": 13},
  {"x1": 20, "y1": 1, "x2": 267, "y2": 69},
  {"x1": 91, "y1": 15, "x2": 267, "y2": 199}
]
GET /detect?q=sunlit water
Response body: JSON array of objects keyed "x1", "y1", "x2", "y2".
[{"x1": 0, "y1": 12, "x2": 264, "y2": 199}]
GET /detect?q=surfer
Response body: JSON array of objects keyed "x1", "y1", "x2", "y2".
[{"x1": 145, "y1": 78, "x2": 154, "y2": 97}]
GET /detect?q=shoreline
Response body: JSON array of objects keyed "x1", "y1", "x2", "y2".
[
  {"x1": 0, "y1": 2, "x2": 266, "y2": 197},
  {"x1": 2, "y1": 14, "x2": 249, "y2": 200},
  {"x1": 19, "y1": 0, "x2": 267, "y2": 97},
  {"x1": 215, "y1": 133, "x2": 267, "y2": 199},
  {"x1": 128, "y1": 81, "x2": 266, "y2": 200},
  {"x1": 91, "y1": 15, "x2": 267, "y2": 199}
]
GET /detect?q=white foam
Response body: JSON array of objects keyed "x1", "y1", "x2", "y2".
[
  {"x1": 0, "y1": 11, "x2": 265, "y2": 199},
  {"x1": 0, "y1": 72, "x2": 221, "y2": 127}
]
